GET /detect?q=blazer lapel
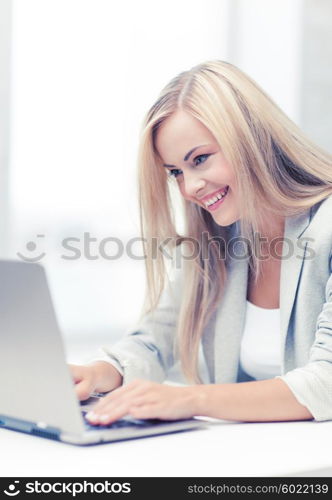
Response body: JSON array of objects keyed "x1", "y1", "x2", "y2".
[
  {"x1": 203, "y1": 206, "x2": 314, "y2": 383},
  {"x1": 210, "y1": 235, "x2": 249, "y2": 384},
  {"x1": 280, "y1": 207, "x2": 313, "y2": 371}
]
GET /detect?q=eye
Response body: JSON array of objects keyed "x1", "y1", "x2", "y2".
[
  {"x1": 167, "y1": 169, "x2": 183, "y2": 179},
  {"x1": 166, "y1": 154, "x2": 210, "y2": 180},
  {"x1": 193, "y1": 154, "x2": 210, "y2": 166}
]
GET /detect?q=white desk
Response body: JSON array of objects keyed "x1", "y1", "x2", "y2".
[{"x1": 1, "y1": 419, "x2": 332, "y2": 477}]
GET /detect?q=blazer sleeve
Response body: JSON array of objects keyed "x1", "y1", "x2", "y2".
[
  {"x1": 276, "y1": 251, "x2": 332, "y2": 421},
  {"x1": 89, "y1": 264, "x2": 184, "y2": 385}
]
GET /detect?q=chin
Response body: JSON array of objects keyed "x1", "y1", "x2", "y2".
[{"x1": 213, "y1": 211, "x2": 239, "y2": 227}]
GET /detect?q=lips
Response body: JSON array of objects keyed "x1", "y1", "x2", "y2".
[
  {"x1": 200, "y1": 186, "x2": 229, "y2": 204},
  {"x1": 204, "y1": 186, "x2": 229, "y2": 211}
]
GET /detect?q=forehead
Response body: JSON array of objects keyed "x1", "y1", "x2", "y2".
[{"x1": 154, "y1": 110, "x2": 216, "y2": 160}]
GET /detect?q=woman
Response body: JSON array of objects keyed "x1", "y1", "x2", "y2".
[{"x1": 70, "y1": 60, "x2": 332, "y2": 424}]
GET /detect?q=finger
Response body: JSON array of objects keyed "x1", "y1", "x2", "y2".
[
  {"x1": 86, "y1": 403, "x2": 134, "y2": 425},
  {"x1": 93, "y1": 380, "x2": 153, "y2": 412},
  {"x1": 68, "y1": 364, "x2": 85, "y2": 384},
  {"x1": 87, "y1": 394, "x2": 155, "y2": 425},
  {"x1": 75, "y1": 379, "x2": 93, "y2": 401}
]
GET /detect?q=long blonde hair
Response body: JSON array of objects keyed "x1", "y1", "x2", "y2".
[{"x1": 136, "y1": 60, "x2": 332, "y2": 384}]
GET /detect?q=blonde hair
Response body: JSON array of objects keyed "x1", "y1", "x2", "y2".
[{"x1": 136, "y1": 60, "x2": 332, "y2": 384}]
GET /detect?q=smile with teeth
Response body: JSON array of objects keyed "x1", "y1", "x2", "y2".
[{"x1": 204, "y1": 186, "x2": 229, "y2": 208}]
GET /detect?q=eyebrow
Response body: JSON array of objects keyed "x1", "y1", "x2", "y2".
[{"x1": 162, "y1": 144, "x2": 209, "y2": 168}]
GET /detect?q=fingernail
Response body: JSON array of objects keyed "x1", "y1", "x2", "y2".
[
  {"x1": 99, "y1": 414, "x2": 110, "y2": 422},
  {"x1": 86, "y1": 411, "x2": 98, "y2": 421}
]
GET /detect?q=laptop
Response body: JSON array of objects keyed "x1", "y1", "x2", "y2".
[{"x1": 0, "y1": 259, "x2": 206, "y2": 445}]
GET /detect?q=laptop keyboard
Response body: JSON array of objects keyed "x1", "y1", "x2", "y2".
[
  {"x1": 80, "y1": 394, "x2": 168, "y2": 430},
  {"x1": 81, "y1": 410, "x2": 162, "y2": 430}
]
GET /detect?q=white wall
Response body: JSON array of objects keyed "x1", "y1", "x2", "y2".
[
  {"x1": 0, "y1": 0, "x2": 12, "y2": 258},
  {"x1": 227, "y1": 0, "x2": 303, "y2": 122},
  {"x1": 9, "y1": 0, "x2": 230, "y2": 346},
  {"x1": 5, "y1": 0, "x2": 329, "y2": 367},
  {"x1": 300, "y1": 0, "x2": 332, "y2": 152}
]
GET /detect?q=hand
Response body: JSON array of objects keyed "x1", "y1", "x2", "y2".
[
  {"x1": 69, "y1": 362, "x2": 123, "y2": 401},
  {"x1": 85, "y1": 379, "x2": 199, "y2": 425}
]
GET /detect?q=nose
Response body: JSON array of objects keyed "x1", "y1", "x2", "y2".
[{"x1": 182, "y1": 170, "x2": 207, "y2": 199}]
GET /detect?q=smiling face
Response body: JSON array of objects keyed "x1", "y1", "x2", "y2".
[{"x1": 154, "y1": 109, "x2": 241, "y2": 227}]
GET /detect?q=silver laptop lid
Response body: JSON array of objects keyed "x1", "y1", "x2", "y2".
[{"x1": 0, "y1": 260, "x2": 85, "y2": 434}]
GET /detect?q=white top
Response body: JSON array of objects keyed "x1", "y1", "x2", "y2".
[{"x1": 240, "y1": 300, "x2": 281, "y2": 380}]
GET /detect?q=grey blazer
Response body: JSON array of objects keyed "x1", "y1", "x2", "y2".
[{"x1": 98, "y1": 194, "x2": 332, "y2": 422}]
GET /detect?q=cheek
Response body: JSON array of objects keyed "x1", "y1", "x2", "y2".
[
  {"x1": 178, "y1": 185, "x2": 195, "y2": 203},
  {"x1": 213, "y1": 168, "x2": 234, "y2": 185},
  {"x1": 178, "y1": 183, "x2": 189, "y2": 199},
  {"x1": 228, "y1": 175, "x2": 239, "y2": 195}
]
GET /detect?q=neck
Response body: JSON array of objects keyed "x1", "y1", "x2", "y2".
[{"x1": 258, "y1": 216, "x2": 285, "y2": 242}]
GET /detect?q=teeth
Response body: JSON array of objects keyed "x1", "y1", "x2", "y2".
[{"x1": 205, "y1": 187, "x2": 228, "y2": 207}]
